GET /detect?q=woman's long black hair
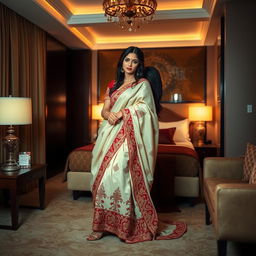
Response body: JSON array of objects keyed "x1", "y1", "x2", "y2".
[
  {"x1": 109, "y1": 46, "x2": 145, "y2": 95},
  {"x1": 144, "y1": 66, "x2": 163, "y2": 115}
]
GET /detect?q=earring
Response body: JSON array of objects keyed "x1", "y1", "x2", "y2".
[{"x1": 121, "y1": 68, "x2": 124, "y2": 73}]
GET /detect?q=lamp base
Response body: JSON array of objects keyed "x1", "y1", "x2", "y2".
[
  {"x1": 193, "y1": 139, "x2": 204, "y2": 147},
  {"x1": 193, "y1": 121, "x2": 205, "y2": 146},
  {"x1": 1, "y1": 162, "x2": 20, "y2": 172},
  {"x1": 1, "y1": 125, "x2": 20, "y2": 172}
]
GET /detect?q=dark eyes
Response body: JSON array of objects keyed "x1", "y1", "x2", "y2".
[{"x1": 124, "y1": 58, "x2": 138, "y2": 64}]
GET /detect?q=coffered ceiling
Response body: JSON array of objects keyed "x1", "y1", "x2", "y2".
[{"x1": 0, "y1": 0, "x2": 221, "y2": 49}]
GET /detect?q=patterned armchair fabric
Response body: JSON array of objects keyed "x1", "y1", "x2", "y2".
[{"x1": 63, "y1": 150, "x2": 92, "y2": 181}]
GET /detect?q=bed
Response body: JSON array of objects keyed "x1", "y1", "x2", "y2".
[
  {"x1": 151, "y1": 141, "x2": 200, "y2": 210},
  {"x1": 64, "y1": 108, "x2": 201, "y2": 202}
]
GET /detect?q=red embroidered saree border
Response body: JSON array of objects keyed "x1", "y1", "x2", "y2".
[
  {"x1": 110, "y1": 78, "x2": 147, "y2": 108},
  {"x1": 92, "y1": 208, "x2": 153, "y2": 243},
  {"x1": 91, "y1": 125, "x2": 126, "y2": 202},
  {"x1": 156, "y1": 221, "x2": 187, "y2": 240},
  {"x1": 122, "y1": 108, "x2": 158, "y2": 237}
]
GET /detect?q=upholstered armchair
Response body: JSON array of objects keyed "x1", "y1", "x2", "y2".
[{"x1": 203, "y1": 157, "x2": 256, "y2": 256}]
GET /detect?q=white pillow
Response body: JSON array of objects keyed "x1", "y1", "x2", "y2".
[{"x1": 159, "y1": 119, "x2": 190, "y2": 142}]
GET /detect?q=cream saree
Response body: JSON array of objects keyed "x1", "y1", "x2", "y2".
[{"x1": 90, "y1": 79, "x2": 186, "y2": 243}]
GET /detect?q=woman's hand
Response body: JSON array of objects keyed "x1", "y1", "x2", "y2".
[
  {"x1": 107, "y1": 111, "x2": 123, "y2": 125},
  {"x1": 108, "y1": 112, "x2": 119, "y2": 125},
  {"x1": 116, "y1": 111, "x2": 123, "y2": 119}
]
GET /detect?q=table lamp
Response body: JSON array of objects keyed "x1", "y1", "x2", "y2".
[
  {"x1": 92, "y1": 103, "x2": 104, "y2": 141},
  {"x1": 92, "y1": 103, "x2": 104, "y2": 122},
  {"x1": 0, "y1": 96, "x2": 32, "y2": 171},
  {"x1": 189, "y1": 106, "x2": 212, "y2": 146}
]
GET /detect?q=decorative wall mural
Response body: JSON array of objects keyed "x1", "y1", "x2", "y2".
[{"x1": 98, "y1": 47, "x2": 206, "y2": 103}]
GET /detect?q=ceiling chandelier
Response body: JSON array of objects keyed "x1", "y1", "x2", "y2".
[{"x1": 103, "y1": 0, "x2": 157, "y2": 32}]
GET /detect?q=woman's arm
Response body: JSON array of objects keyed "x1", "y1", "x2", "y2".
[
  {"x1": 101, "y1": 98, "x2": 123, "y2": 125},
  {"x1": 101, "y1": 98, "x2": 111, "y2": 120}
]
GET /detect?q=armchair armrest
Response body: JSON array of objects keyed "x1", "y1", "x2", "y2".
[
  {"x1": 204, "y1": 157, "x2": 244, "y2": 179},
  {"x1": 216, "y1": 183, "x2": 256, "y2": 242}
]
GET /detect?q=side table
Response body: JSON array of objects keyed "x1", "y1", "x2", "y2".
[
  {"x1": 194, "y1": 144, "x2": 220, "y2": 167},
  {"x1": 194, "y1": 144, "x2": 219, "y2": 200},
  {"x1": 0, "y1": 164, "x2": 46, "y2": 230}
]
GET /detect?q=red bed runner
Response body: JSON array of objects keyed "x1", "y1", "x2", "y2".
[
  {"x1": 74, "y1": 143, "x2": 198, "y2": 160},
  {"x1": 157, "y1": 144, "x2": 198, "y2": 160},
  {"x1": 74, "y1": 144, "x2": 95, "y2": 151}
]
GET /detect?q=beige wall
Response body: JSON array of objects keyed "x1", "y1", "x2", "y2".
[{"x1": 224, "y1": 0, "x2": 256, "y2": 156}]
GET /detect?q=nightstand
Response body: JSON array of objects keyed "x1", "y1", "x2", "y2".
[
  {"x1": 194, "y1": 144, "x2": 220, "y2": 167},
  {"x1": 0, "y1": 164, "x2": 46, "y2": 230}
]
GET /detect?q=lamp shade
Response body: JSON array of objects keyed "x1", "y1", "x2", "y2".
[
  {"x1": 0, "y1": 97, "x2": 32, "y2": 125},
  {"x1": 189, "y1": 106, "x2": 212, "y2": 121},
  {"x1": 92, "y1": 103, "x2": 104, "y2": 120}
]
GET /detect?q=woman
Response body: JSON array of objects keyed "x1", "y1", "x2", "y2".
[
  {"x1": 87, "y1": 47, "x2": 185, "y2": 243},
  {"x1": 87, "y1": 46, "x2": 158, "y2": 243}
]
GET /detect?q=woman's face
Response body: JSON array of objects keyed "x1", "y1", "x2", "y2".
[{"x1": 122, "y1": 53, "x2": 139, "y2": 75}]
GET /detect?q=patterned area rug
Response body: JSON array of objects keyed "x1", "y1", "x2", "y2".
[{"x1": 0, "y1": 174, "x2": 253, "y2": 256}]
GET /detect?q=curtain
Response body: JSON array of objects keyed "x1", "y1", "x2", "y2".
[{"x1": 0, "y1": 3, "x2": 46, "y2": 165}]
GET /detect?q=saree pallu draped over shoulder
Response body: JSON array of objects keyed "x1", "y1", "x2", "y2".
[{"x1": 90, "y1": 79, "x2": 186, "y2": 243}]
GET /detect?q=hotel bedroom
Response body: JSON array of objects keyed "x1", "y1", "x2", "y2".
[{"x1": 0, "y1": 0, "x2": 256, "y2": 256}]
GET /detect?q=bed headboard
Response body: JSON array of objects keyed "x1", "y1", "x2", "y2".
[
  {"x1": 158, "y1": 107, "x2": 186, "y2": 122},
  {"x1": 158, "y1": 105, "x2": 194, "y2": 141}
]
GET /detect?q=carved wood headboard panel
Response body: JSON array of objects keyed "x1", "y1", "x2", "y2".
[{"x1": 158, "y1": 107, "x2": 185, "y2": 122}]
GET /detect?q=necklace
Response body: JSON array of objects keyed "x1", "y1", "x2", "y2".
[{"x1": 124, "y1": 78, "x2": 135, "y2": 83}]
